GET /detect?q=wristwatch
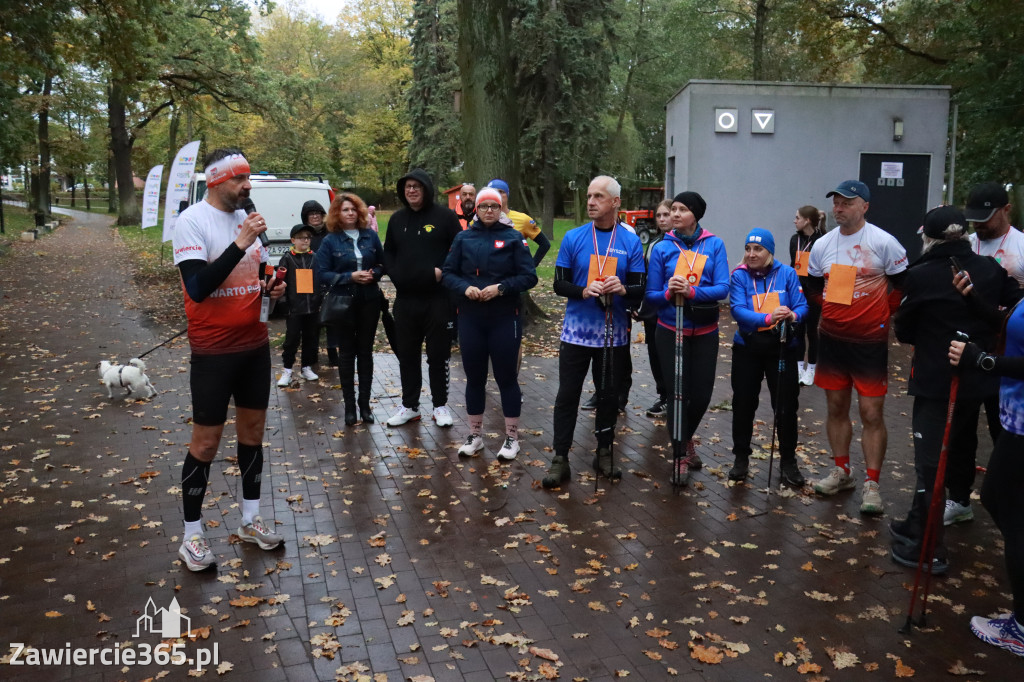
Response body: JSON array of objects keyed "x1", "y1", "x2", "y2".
[
  {"x1": 497, "y1": 283, "x2": 507, "y2": 296},
  {"x1": 978, "y1": 353, "x2": 996, "y2": 371}
]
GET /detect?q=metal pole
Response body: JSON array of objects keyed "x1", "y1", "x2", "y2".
[{"x1": 947, "y1": 103, "x2": 958, "y2": 204}]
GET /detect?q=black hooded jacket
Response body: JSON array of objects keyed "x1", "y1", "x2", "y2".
[
  {"x1": 893, "y1": 239, "x2": 1022, "y2": 400},
  {"x1": 383, "y1": 168, "x2": 461, "y2": 297},
  {"x1": 294, "y1": 199, "x2": 328, "y2": 252}
]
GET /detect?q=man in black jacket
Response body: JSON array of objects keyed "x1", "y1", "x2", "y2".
[
  {"x1": 890, "y1": 205, "x2": 1022, "y2": 574},
  {"x1": 383, "y1": 168, "x2": 462, "y2": 427}
]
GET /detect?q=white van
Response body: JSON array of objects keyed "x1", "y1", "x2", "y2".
[{"x1": 186, "y1": 172, "x2": 334, "y2": 265}]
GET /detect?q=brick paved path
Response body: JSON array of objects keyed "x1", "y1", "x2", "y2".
[{"x1": 0, "y1": 208, "x2": 1016, "y2": 680}]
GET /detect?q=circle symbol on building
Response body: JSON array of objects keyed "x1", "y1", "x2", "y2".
[{"x1": 717, "y1": 111, "x2": 736, "y2": 130}]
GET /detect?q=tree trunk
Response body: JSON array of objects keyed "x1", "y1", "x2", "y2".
[
  {"x1": 166, "y1": 107, "x2": 179, "y2": 183},
  {"x1": 106, "y1": 150, "x2": 117, "y2": 214},
  {"x1": 108, "y1": 80, "x2": 139, "y2": 225},
  {"x1": 752, "y1": 0, "x2": 770, "y2": 80},
  {"x1": 34, "y1": 74, "x2": 53, "y2": 222},
  {"x1": 457, "y1": 0, "x2": 519, "y2": 188},
  {"x1": 541, "y1": 165, "x2": 555, "y2": 239}
]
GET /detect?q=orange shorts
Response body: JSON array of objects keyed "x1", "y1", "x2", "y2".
[{"x1": 815, "y1": 333, "x2": 888, "y2": 397}]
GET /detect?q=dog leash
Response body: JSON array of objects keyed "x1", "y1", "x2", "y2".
[{"x1": 136, "y1": 327, "x2": 188, "y2": 359}]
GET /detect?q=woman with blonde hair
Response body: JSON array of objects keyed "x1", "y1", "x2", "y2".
[{"x1": 316, "y1": 193, "x2": 385, "y2": 425}]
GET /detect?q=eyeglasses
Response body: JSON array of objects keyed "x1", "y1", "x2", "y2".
[
  {"x1": 477, "y1": 203, "x2": 501, "y2": 212},
  {"x1": 293, "y1": 235, "x2": 311, "y2": 240}
]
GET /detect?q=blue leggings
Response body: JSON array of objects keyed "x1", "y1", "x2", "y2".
[{"x1": 458, "y1": 308, "x2": 522, "y2": 418}]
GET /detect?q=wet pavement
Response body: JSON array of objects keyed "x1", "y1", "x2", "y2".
[{"x1": 0, "y1": 208, "x2": 1018, "y2": 680}]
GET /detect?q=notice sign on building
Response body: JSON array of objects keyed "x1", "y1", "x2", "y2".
[{"x1": 880, "y1": 162, "x2": 904, "y2": 179}]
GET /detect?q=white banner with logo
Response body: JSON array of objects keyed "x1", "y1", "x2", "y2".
[
  {"x1": 140, "y1": 165, "x2": 163, "y2": 229},
  {"x1": 161, "y1": 140, "x2": 201, "y2": 242}
]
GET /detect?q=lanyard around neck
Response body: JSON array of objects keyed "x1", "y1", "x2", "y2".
[{"x1": 592, "y1": 223, "x2": 618, "y2": 277}]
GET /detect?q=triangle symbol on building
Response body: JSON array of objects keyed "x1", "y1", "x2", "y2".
[{"x1": 754, "y1": 112, "x2": 773, "y2": 129}]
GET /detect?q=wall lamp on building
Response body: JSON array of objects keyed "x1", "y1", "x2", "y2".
[{"x1": 893, "y1": 118, "x2": 904, "y2": 142}]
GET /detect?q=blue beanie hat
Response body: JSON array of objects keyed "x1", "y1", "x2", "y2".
[
  {"x1": 745, "y1": 228, "x2": 775, "y2": 255},
  {"x1": 487, "y1": 179, "x2": 510, "y2": 193}
]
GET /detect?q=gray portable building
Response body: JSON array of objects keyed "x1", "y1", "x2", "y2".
[{"x1": 664, "y1": 80, "x2": 951, "y2": 265}]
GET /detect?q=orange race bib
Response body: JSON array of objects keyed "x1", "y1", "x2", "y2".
[
  {"x1": 295, "y1": 268, "x2": 314, "y2": 294},
  {"x1": 824, "y1": 263, "x2": 856, "y2": 305},
  {"x1": 587, "y1": 254, "x2": 618, "y2": 286},
  {"x1": 753, "y1": 292, "x2": 781, "y2": 331},
  {"x1": 794, "y1": 251, "x2": 810, "y2": 276},
  {"x1": 674, "y1": 252, "x2": 708, "y2": 286}
]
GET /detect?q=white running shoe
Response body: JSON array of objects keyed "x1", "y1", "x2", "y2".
[
  {"x1": 179, "y1": 534, "x2": 215, "y2": 572},
  {"x1": 386, "y1": 406, "x2": 421, "y2": 426},
  {"x1": 970, "y1": 614, "x2": 1024, "y2": 657},
  {"x1": 300, "y1": 366, "x2": 319, "y2": 381},
  {"x1": 237, "y1": 516, "x2": 284, "y2": 550},
  {"x1": 496, "y1": 436, "x2": 520, "y2": 461},
  {"x1": 457, "y1": 434, "x2": 484, "y2": 457},
  {"x1": 432, "y1": 405, "x2": 454, "y2": 427},
  {"x1": 799, "y1": 365, "x2": 816, "y2": 386},
  {"x1": 812, "y1": 466, "x2": 856, "y2": 495},
  {"x1": 860, "y1": 480, "x2": 884, "y2": 515},
  {"x1": 944, "y1": 499, "x2": 974, "y2": 526},
  {"x1": 276, "y1": 369, "x2": 293, "y2": 387}
]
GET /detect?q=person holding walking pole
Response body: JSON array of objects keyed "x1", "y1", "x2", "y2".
[
  {"x1": 949, "y1": 298, "x2": 1024, "y2": 658},
  {"x1": 645, "y1": 191, "x2": 729, "y2": 483},
  {"x1": 727, "y1": 228, "x2": 808, "y2": 486},
  {"x1": 890, "y1": 205, "x2": 1022, "y2": 574},
  {"x1": 542, "y1": 176, "x2": 645, "y2": 488}
]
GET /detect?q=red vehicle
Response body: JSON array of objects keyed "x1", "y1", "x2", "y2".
[{"x1": 617, "y1": 186, "x2": 664, "y2": 246}]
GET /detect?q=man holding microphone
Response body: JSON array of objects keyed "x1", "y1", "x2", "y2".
[{"x1": 172, "y1": 147, "x2": 286, "y2": 572}]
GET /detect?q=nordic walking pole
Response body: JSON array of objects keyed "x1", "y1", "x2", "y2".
[
  {"x1": 900, "y1": 333, "x2": 966, "y2": 633},
  {"x1": 672, "y1": 293, "x2": 686, "y2": 490},
  {"x1": 596, "y1": 292, "x2": 615, "y2": 493},
  {"x1": 766, "y1": 320, "x2": 788, "y2": 499}
]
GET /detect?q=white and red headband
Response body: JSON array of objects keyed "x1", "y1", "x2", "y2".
[{"x1": 205, "y1": 154, "x2": 250, "y2": 187}]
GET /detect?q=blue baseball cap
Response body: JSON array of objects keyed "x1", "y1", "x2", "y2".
[
  {"x1": 486, "y1": 179, "x2": 510, "y2": 193},
  {"x1": 745, "y1": 227, "x2": 775, "y2": 255},
  {"x1": 826, "y1": 180, "x2": 871, "y2": 202}
]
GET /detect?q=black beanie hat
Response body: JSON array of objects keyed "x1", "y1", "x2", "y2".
[{"x1": 673, "y1": 191, "x2": 706, "y2": 223}]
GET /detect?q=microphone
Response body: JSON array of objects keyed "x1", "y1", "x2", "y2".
[{"x1": 241, "y1": 198, "x2": 269, "y2": 247}]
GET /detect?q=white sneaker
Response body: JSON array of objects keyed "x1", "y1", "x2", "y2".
[
  {"x1": 300, "y1": 366, "x2": 319, "y2": 381},
  {"x1": 179, "y1": 534, "x2": 215, "y2": 572},
  {"x1": 944, "y1": 499, "x2": 973, "y2": 526},
  {"x1": 432, "y1": 405, "x2": 454, "y2": 427},
  {"x1": 860, "y1": 480, "x2": 884, "y2": 515},
  {"x1": 799, "y1": 365, "x2": 816, "y2": 386},
  {"x1": 386, "y1": 406, "x2": 421, "y2": 426},
  {"x1": 496, "y1": 436, "x2": 520, "y2": 461},
  {"x1": 457, "y1": 434, "x2": 484, "y2": 457},
  {"x1": 812, "y1": 466, "x2": 856, "y2": 495},
  {"x1": 276, "y1": 369, "x2": 293, "y2": 387},
  {"x1": 237, "y1": 516, "x2": 284, "y2": 550}
]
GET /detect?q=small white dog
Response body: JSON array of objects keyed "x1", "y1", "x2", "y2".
[{"x1": 97, "y1": 358, "x2": 156, "y2": 400}]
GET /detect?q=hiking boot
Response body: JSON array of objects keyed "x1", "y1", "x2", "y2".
[
  {"x1": 580, "y1": 394, "x2": 598, "y2": 411},
  {"x1": 542, "y1": 456, "x2": 571, "y2": 489},
  {"x1": 687, "y1": 440, "x2": 703, "y2": 470},
  {"x1": 645, "y1": 399, "x2": 667, "y2": 417},
  {"x1": 432, "y1": 405, "x2": 454, "y2": 427},
  {"x1": 592, "y1": 446, "x2": 621, "y2": 480},
  {"x1": 728, "y1": 456, "x2": 749, "y2": 481},
  {"x1": 888, "y1": 519, "x2": 916, "y2": 546},
  {"x1": 386, "y1": 406, "x2": 421, "y2": 426},
  {"x1": 276, "y1": 369, "x2": 293, "y2": 387},
  {"x1": 970, "y1": 615, "x2": 1024, "y2": 658},
  {"x1": 813, "y1": 466, "x2": 856, "y2": 495},
  {"x1": 237, "y1": 516, "x2": 284, "y2": 550},
  {"x1": 779, "y1": 458, "x2": 806, "y2": 487},
  {"x1": 860, "y1": 480, "x2": 884, "y2": 515},
  {"x1": 179, "y1": 534, "x2": 215, "y2": 572},
  {"x1": 457, "y1": 434, "x2": 484, "y2": 458},
  {"x1": 300, "y1": 366, "x2": 319, "y2": 381},
  {"x1": 890, "y1": 542, "x2": 948, "y2": 575},
  {"x1": 944, "y1": 499, "x2": 973, "y2": 526},
  {"x1": 496, "y1": 437, "x2": 520, "y2": 461}
]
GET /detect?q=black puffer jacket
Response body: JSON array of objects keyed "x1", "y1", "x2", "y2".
[
  {"x1": 383, "y1": 169, "x2": 461, "y2": 297},
  {"x1": 894, "y1": 239, "x2": 1022, "y2": 400}
]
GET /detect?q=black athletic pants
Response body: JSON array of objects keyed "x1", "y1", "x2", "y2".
[
  {"x1": 982, "y1": 429, "x2": 1024, "y2": 620},
  {"x1": 393, "y1": 294, "x2": 451, "y2": 409},
  {"x1": 552, "y1": 341, "x2": 628, "y2": 456},
  {"x1": 730, "y1": 341, "x2": 800, "y2": 460},
  {"x1": 655, "y1": 327, "x2": 718, "y2": 444},
  {"x1": 458, "y1": 307, "x2": 522, "y2": 418},
  {"x1": 643, "y1": 316, "x2": 666, "y2": 400},
  {"x1": 282, "y1": 312, "x2": 320, "y2": 369}
]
